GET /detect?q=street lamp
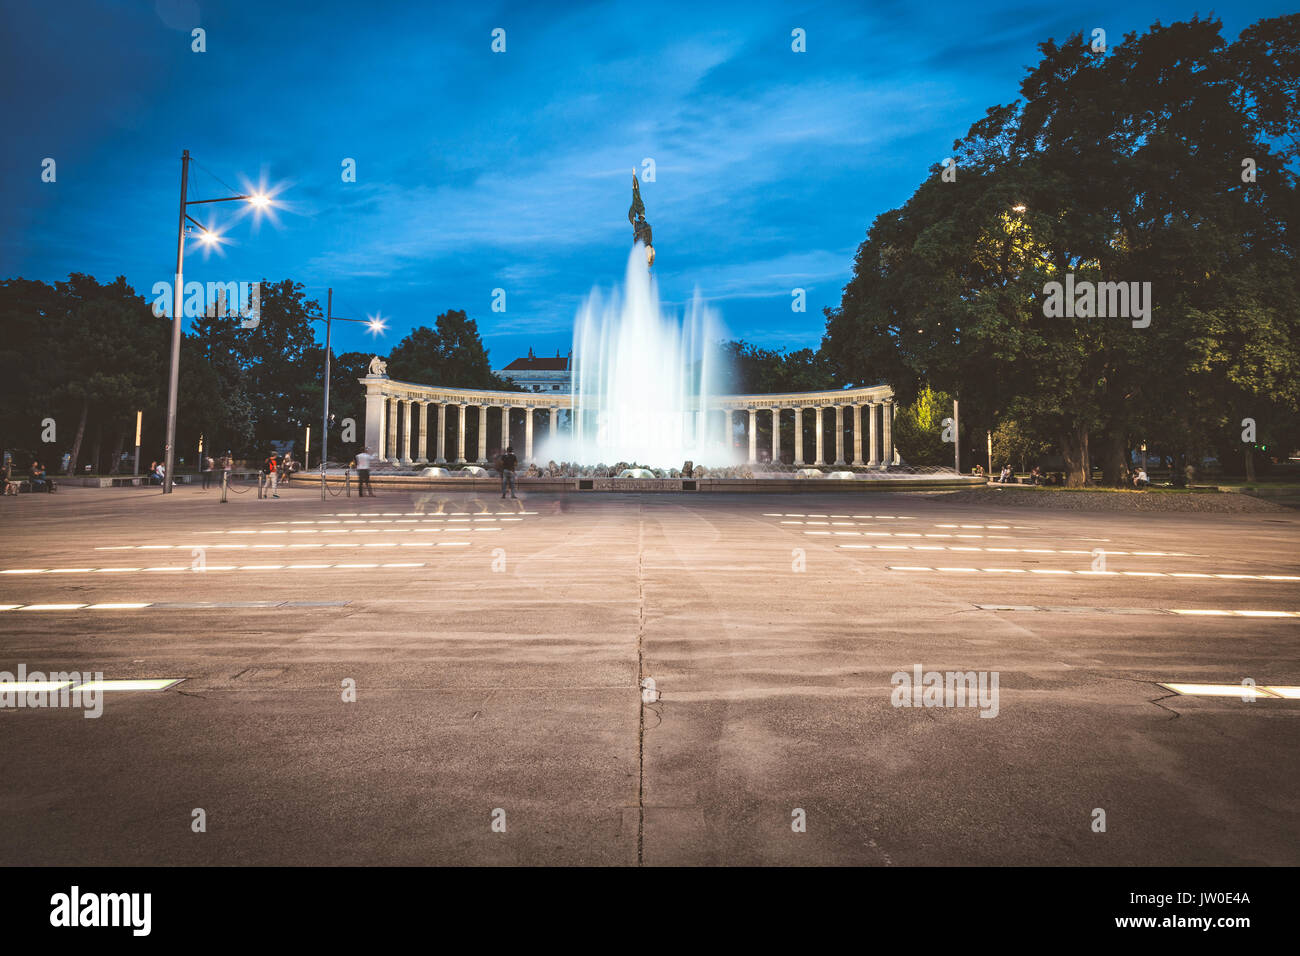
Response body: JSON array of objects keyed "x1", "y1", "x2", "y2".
[
  {"x1": 310, "y1": 288, "x2": 387, "y2": 499},
  {"x1": 162, "y1": 149, "x2": 276, "y2": 493}
]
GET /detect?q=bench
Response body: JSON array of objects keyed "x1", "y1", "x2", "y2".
[{"x1": 5, "y1": 477, "x2": 57, "y2": 494}]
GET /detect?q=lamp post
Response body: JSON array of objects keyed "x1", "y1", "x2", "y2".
[
  {"x1": 310, "y1": 288, "x2": 386, "y2": 500},
  {"x1": 162, "y1": 149, "x2": 274, "y2": 493},
  {"x1": 952, "y1": 398, "x2": 960, "y2": 473}
]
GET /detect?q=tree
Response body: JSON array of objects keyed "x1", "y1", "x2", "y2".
[
  {"x1": 0, "y1": 275, "x2": 165, "y2": 474},
  {"x1": 716, "y1": 341, "x2": 833, "y2": 393},
  {"x1": 991, "y1": 418, "x2": 1051, "y2": 474},
  {"x1": 386, "y1": 310, "x2": 512, "y2": 390},
  {"x1": 893, "y1": 386, "x2": 953, "y2": 466},
  {"x1": 822, "y1": 14, "x2": 1300, "y2": 486}
]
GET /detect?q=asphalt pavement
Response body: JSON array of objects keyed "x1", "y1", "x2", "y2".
[{"x1": 1, "y1": 482, "x2": 1296, "y2": 865}]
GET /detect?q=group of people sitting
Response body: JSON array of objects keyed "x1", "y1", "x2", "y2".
[
  {"x1": 1, "y1": 460, "x2": 56, "y2": 494},
  {"x1": 978, "y1": 464, "x2": 1061, "y2": 485},
  {"x1": 979, "y1": 463, "x2": 1167, "y2": 489}
]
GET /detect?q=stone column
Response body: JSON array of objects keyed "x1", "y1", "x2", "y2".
[
  {"x1": 417, "y1": 402, "x2": 429, "y2": 463},
  {"x1": 549, "y1": 406, "x2": 558, "y2": 438},
  {"x1": 881, "y1": 400, "x2": 894, "y2": 468},
  {"x1": 814, "y1": 407, "x2": 825, "y2": 466},
  {"x1": 386, "y1": 396, "x2": 398, "y2": 463},
  {"x1": 456, "y1": 404, "x2": 467, "y2": 463},
  {"x1": 834, "y1": 405, "x2": 845, "y2": 465},
  {"x1": 435, "y1": 404, "x2": 447, "y2": 464},
  {"x1": 747, "y1": 408, "x2": 758, "y2": 463},
  {"x1": 852, "y1": 404, "x2": 864, "y2": 466},
  {"x1": 500, "y1": 405, "x2": 511, "y2": 451},
  {"x1": 793, "y1": 407, "x2": 804, "y2": 465},
  {"x1": 477, "y1": 405, "x2": 488, "y2": 463},
  {"x1": 402, "y1": 400, "x2": 414, "y2": 464},
  {"x1": 771, "y1": 407, "x2": 781, "y2": 463},
  {"x1": 868, "y1": 402, "x2": 880, "y2": 467},
  {"x1": 363, "y1": 378, "x2": 386, "y2": 459},
  {"x1": 524, "y1": 408, "x2": 534, "y2": 460}
]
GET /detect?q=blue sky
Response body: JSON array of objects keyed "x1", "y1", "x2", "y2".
[{"x1": 0, "y1": 0, "x2": 1288, "y2": 365}]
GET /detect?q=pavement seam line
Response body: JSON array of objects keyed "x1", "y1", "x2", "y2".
[{"x1": 637, "y1": 500, "x2": 646, "y2": 867}]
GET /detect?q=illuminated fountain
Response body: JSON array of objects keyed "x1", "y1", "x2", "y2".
[{"x1": 539, "y1": 244, "x2": 740, "y2": 469}]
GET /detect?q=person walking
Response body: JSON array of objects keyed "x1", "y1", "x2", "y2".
[
  {"x1": 264, "y1": 449, "x2": 280, "y2": 498},
  {"x1": 202, "y1": 454, "x2": 214, "y2": 489},
  {"x1": 354, "y1": 447, "x2": 375, "y2": 497},
  {"x1": 500, "y1": 445, "x2": 518, "y2": 499}
]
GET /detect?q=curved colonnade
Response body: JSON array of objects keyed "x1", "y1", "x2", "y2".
[{"x1": 361, "y1": 372, "x2": 899, "y2": 468}]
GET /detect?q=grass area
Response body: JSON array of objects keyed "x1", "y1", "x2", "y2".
[
  {"x1": 992, "y1": 483, "x2": 1219, "y2": 494},
  {"x1": 1213, "y1": 481, "x2": 1300, "y2": 492}
]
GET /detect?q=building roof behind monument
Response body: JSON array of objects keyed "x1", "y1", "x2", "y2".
[{"x1": 501, "y1": 347, "x2": 570, "y2": 372}]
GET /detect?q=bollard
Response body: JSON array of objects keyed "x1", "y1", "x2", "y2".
[
  {"x1": 257, "y1": 473, "x2": 265, "y2": 499},
  {"x1": 221, "y1": 470, "x2": 228, "y2": 503},
  {"x1": 345, "y1": 471, "x2": 352, "y2": 497}
]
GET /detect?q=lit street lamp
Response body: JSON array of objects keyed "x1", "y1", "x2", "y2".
[
  {"x1": 162, "y1": 149, "x2": 276, "y2": 493},
  {"x1": 310, "y1": 288, "x2": 386, "y2": 499}
]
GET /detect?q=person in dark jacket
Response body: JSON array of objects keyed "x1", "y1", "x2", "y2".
[{"x1": 500, "y1": 446, "x2": 518, "y2": 499}]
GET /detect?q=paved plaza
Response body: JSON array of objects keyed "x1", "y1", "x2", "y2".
[{"x1": 1, "y1": 484, "x2": 1296, "y2": 865}]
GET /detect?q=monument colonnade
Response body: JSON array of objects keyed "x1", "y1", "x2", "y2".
[{"x1": 361, "y1": 373, "x2": 898, "y2": 468}]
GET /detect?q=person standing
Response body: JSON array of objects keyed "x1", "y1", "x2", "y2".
[
  {"x1": 354, "y1": 447, "x2": 375, "y2": 497},
  {"x1": 500, "y1": 445, "x2": 518, "y2": 499},
  {"x1": 264, "y1": 450, "x2": 279, "y2": 498},
  {"x1": 202, "y1": 454, "x2": 214, "y2": 489}
]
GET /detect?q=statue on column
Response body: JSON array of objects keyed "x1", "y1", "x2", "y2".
[
  {"x1": 629, "y1": 172, "x2": 654, "y2": 267},
  {"x1": 368, "y1": 356, "x2": 388, "y2": 377}
]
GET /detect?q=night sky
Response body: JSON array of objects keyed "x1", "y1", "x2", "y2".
[{"x1": 1, "y1": 0, "x2": 1286, "y2": 366}]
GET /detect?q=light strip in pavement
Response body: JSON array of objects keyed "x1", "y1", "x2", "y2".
[
  {"x1": 70, "y1": 679, "x2": 185, "y2": 692},
  {"x1": 1173, "y1": 609, "x2": 1297, "y2": 617},
  {"x1": 814, "y1": 530, "x2": 1014, "y2": 539},
  {"x1": 975, "y1": 604, "x2": 1299, "y2": 617},
  {"x1": 883, "y1": 566, "x2": 1295, "y2": 582},
  {"x1": 0, "y1": 681, "x2": 73, "y2": 691},
  {"x1": 0, "y1": 560, "x2": 452, "y2": 575},
  {"x1": 1157, "y1": 683, "x2": 1283, "y2": 699},
  {"x1": 1, "y1": 601, "x2": 351, "y2": 612},
  {"x1": 841, "y1": 544, "x2": 1131, "y2": 555},
  {"x1": 1263, "y1": 686, "x2": 1300, "y2": 699}
]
